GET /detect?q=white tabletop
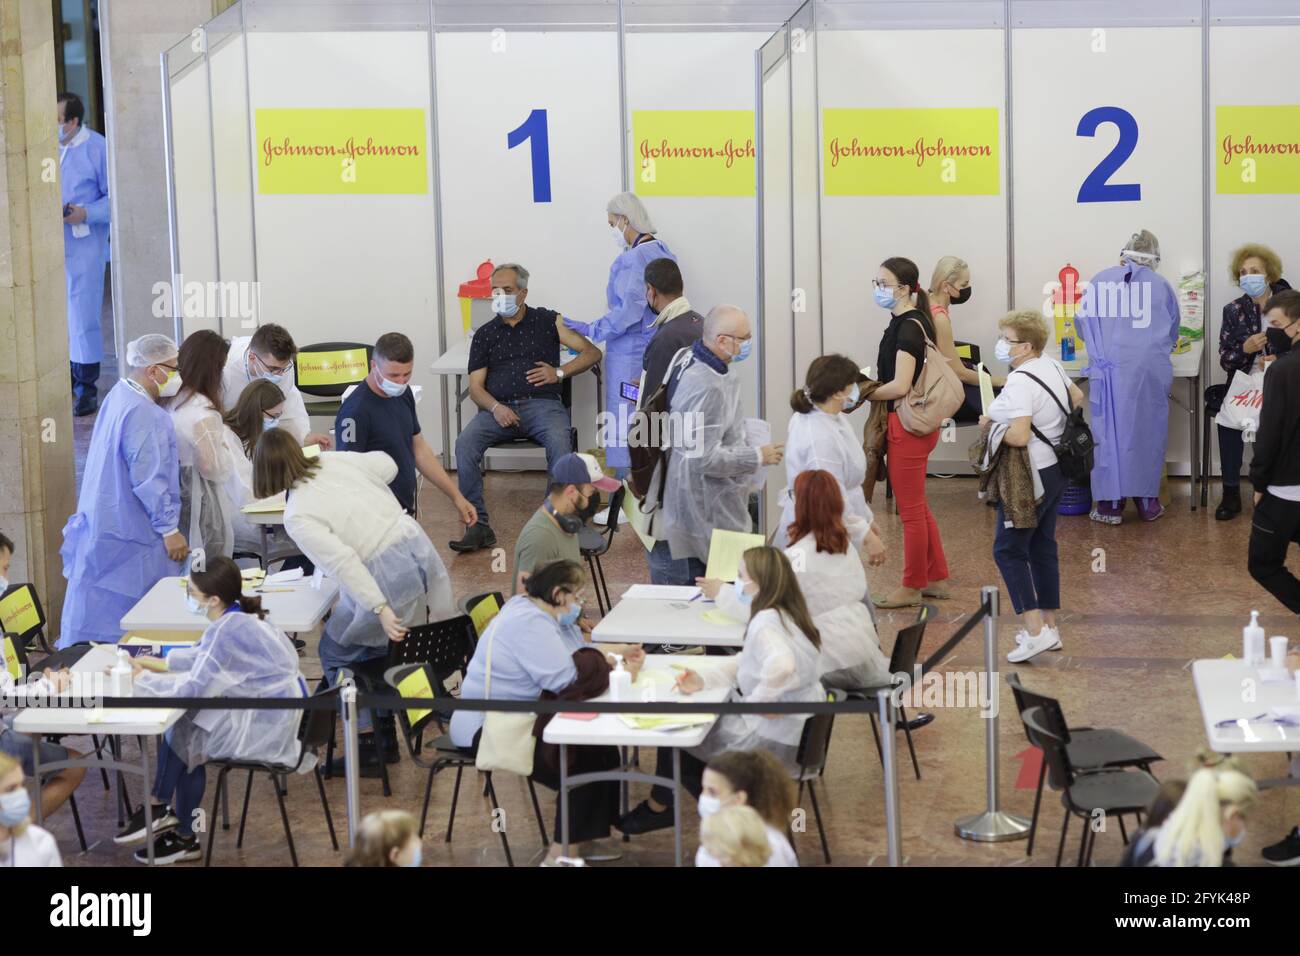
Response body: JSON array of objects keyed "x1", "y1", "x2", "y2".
[
  {"x1": 1192, "y1": 658, "x2": 1300, "y2": 753},
  {"x1": 1061, "y1": 339, "x2": 1204, "y2": 380},
  {"x1": 430, "y1": 339, "x2": 471, "y2": 376},
  {"x1": 543, "y1": 655, "x2": 732, "y2": 748},
  {"x1": 592, "y1": 598, "x2": 746, "y2": 648},
  {"x1": 119, "y1": 575, "x2": 340, "y2": 635},
  {"x1": 243, "y1": 510, "x2": 285, "y2": 526}
]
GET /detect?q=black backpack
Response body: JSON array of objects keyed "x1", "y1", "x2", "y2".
[
  {"x1": 1014, "y1": 368, "x2": 1095, "y2": 483},
  {"x1": 627, "y1": 347, "x2": 694, "y2": 506}
]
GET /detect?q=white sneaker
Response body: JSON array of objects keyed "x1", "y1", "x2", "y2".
[
  {"x1": 1008, "y1": 630, "x2": 1058, "y2": 663},
  {"x1": 1013, "y1": 627, "x2": 1062, "y2": 651}
]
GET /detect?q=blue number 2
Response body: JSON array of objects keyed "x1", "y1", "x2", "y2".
[
  {"x1": 507, "y1": 109, "x2": 552, "y2": 203},
  {"x1": 1076, "y1": 106, "x2": 1140, "y2": 203}
]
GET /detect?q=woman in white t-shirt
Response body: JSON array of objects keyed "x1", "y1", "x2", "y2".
[
  {"x1": 0, "y1": 753, "x2": 62, "y2": 867},
  {"x1": 982, "y1": 310, "x2": 1086, "y2": 664}
]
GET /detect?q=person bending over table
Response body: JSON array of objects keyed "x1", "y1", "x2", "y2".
[
  {"x1": 254, "y1": 431, "x2": 455, "y2": 775},
  {"x1": 450, "y1": 263, "x2": 601, "y2": 554},
  {"x1": 117, "y1": 556, "x2": 308, "y2": 865},
  {"x1": 618, "y1": 546, "x2": 823, "y2": 835},
  {"x1": 451, "y1": 560, "x2": 642, "y2": 865},
  {"x1": 0, "y1": 753, "x2": 63, "y2": 866}
]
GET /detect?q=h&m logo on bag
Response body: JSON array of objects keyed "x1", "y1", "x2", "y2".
[{"x1": 49, "y1": 886, "x2": 151, "y2": 936}]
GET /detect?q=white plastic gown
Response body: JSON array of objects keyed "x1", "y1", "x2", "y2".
[
  {"x1": 169, "y1": 394, "x2": 234, "y2": 558},
  {"x1": 59, "y1": 380, "x2": 183, "y2": 648},
  {"x1": 662, "y1": 357, "x2": 761, "y2": 563},
  {"x1": 773, "y1": 409, "x2": 873, "y2": 548},
  {"x1": 134, "y1": 610, "x2": 309, "y2": 771},
  {"x1": 688, "y1": 607, "x2": 825, "y2": 774},
  {"x1": 60, "y1": 128, "x2": 110, "y2": 365}
]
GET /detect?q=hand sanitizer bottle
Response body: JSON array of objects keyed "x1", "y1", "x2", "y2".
[
  {"x1": 111, "y1": 648, "x2": 135, "y2": 698},
  {"x1": 1243, "y1": 610, "x2": 1265, "y2": 666},
  {"x1": 609, "y1": 654, "x2": 631, "y2": 703}
]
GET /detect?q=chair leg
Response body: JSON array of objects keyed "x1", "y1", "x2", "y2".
[
  {"x1": 1027, "y1": 758, "x2": 1046, "y2": 856},
  {"x1": 868, "y1": 712, "x2": 883, "y2": 768},
  {"x1": 1118, "y1": 814, "x2": 1129, "y2": 845},
  {"x1": 204, "y1": 767, "x2": 227, "y2": 866},
  {"x1": 484, "y1": 773, "x2": 513, "y2": 867},
  {"x1": 819, "y1": 715, "x2": 835, "y2": 778},
  {"x1": 527, "y1": 778, "x2": 549, "y2": 846},
  {"x1": 587, "y1": 556, "x2": 607, "y2": 616},
  {"x1": 68, "y1": 792, "x2": 88, "y2": 853},
  {"x1": 236, "y1": 768, "x2": 255, "y2": 848},
  {"x1": 1055, "y1": 807, "x2": 1070, "y2": 868},
  {"x1": 807, "y1": 780, "x2": 831, "y2": 864},
  {"x1": 446, "y1": 763, "x2": 464, "y2": 842},
  {"x1": 595, "y1": 554, "x2": 612, "y2": 616},
  {"x1": 91, "y1": 735, "x2": 111, "y2": 791},
  {"x1": 897, "y1": 705, "x2": 921, "y2": 780},
  {"x1": 271, "y1": 773, "x2": 299, "y2": 867},
  {"x1": 1077, "y1": 816, "x2": 1091, "y2": 868},
  {"x1": 315, "y1": 767, "x2": 339, "y2": 851},
  {"x1": 1085, "y1": 822, "x2": 1099, "y2": 866},
  {"x1": 419, "y1": 766, "x2": 437, "y2": 838}
]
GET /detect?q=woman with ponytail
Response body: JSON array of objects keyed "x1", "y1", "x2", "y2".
[
  {"x1": 120, "y1": 555, "x2": 308, "y2": 865},
  {"x1": 1124, "y1": 764, "x2": 1257, "y2": 867},
  {"x1": 868, "y1": 257, "x2": 952, "y2": 608}
]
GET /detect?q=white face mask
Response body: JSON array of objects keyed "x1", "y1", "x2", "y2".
[
  {"x1": 263, "y1": 416, "x2": 279, "y2": 430},
  {"x1": 610, "y1": 222, "x2": 628, "y2": 249},
  {"x1": 491, "y1": 293, "x2": 518, "y2": 317},
  {"x1": 378, "y1": 373, "x2": 408, "y2": 398},
  {"x1": 157, "y1": 368, "x2": 183, "y2": 398},
  {"x1": 698, "y1": 793, "x2": 723, "y2": 819}
]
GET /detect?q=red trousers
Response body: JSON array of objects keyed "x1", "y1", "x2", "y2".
[{"x1": 886, "y1": 412, "x2": 949, "y2": 590}]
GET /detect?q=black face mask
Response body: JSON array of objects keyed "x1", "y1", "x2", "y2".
[
  {"x1": 951, "y1": 286, "x2": 972, "y2": 306},
  {"x1": 1266, "y1": 326, "x2": 1294, "y2": 355},
  {"x1": 576, "y1": 491, "x2": 602, "y2": 522}
]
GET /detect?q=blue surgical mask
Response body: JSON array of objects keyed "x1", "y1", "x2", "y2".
[
  {"x1": 263, "y1": 417, "x2": 279, "y2": 430},
  {"x1": 1240, "y1": 274, "x2": 1268, "y2": 298},
  {"x1": 994, "y1": 337, "x2": 1014, "y2": 364},
  {"x1": 873, "y1": 286, "x2": 897, "y2": 310},
  {"x1": 0, "y1": 787, "x2": 31, "y2": 827},
  {"x1": 698, "y1": 793, "x2": 722, "y2": 819},
  {"x1": 0, "y1": 576, "x2": 9, "y2": 593},
  {"x1": 378, "y1": 374, "x2": 408, "y2": 398},
  {"x1": 558, "y1": 601, "x2": 582, "y2": 627},
  {"x1": 402, "y1": 844, "x2": 423, "y2": 868},
  {"x1": 1225, "y1": 827, "x2": 1246, "y2": 850},
  {"x1": 732, "y1": 338, "x2": 752, "y2": 363},
  {"x1": 732, "y1": 578, "x2": 753, "y2": 606},
  {"x1": 186, "y1": 592, "x2": 205, "y2": 615},
  {"x1": 844, "y1": 383, "x2": 860, "y2": 410},
  {"x1": 492, "y1": 293, "x2": 518, "y2": 317}
]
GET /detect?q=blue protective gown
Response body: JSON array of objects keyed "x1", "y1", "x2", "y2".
[
  {"x1": 565, "y1": 236, "x2": 676, "y2": 470},
  {"x1": 59, "y1": 380, "x2": 183, "y2": 648},
  {"x1": 1075, "y1": 261, "x2": 1180, "y2": 501},
  {"x1": 60, "y1": 128, "x2": 111, "y2": 365}
]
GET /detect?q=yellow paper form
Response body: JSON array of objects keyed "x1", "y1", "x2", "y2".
[
  {"x1": 701, "y1": 609, "x2": 741, "y2": 626},
  {"x1": 469, "y1": 594, "x2": 501, "y2": 637},
  {"x1": 978, "y1": 363, "x2": 995, "y2": 414},
  {"x1": 397, "y1": 668, "x2": 434, "y2": 727},
  {"x1": 621, "y1": 489, "x2": 656, "y2": 552},
  {"x1": 241, "y1": 492, "x2": 287, "y2": 514},
  {"x1": 704, "y1": 529, "x2": 766, "y2": 581},
  {"x1": 302, "y1": 444, "x2": 321, "y2": 460}
]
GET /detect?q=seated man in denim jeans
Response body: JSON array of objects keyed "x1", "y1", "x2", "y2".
[{"x1": 451, "y1": 263, "x2": 602, "y2": 553}]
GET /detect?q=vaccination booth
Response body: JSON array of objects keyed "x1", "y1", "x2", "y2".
[
  {"x1": 160, "y1": 0, "x2": 788, "y2": 483},
  {"x1": 757, "y1": 0, "x2": 1300, "y2": 530}
]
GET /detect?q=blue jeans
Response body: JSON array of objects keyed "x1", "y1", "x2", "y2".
[
  {"x1": 71, "y1": 361, "x2": 100, "y2": 402},
  {"x1": 455, "y1": 398, "x2": 573, "y2": 525},
  {"x1": 647, "y1": 540, "x2": 706, "y2": 586},
  {"x1": 993, "y1": 463, "x2": 1066, "y2": 615},
  {"x1": 153, "y1": 734, "x2": 205, "y2": 837}
]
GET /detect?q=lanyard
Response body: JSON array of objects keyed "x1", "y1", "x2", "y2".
[{"x1": 124, "y1": 378, "x2": 151, "y2": 400}]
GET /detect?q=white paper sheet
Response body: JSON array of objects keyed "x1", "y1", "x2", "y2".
[
  {"x1": 621, "y1": 585, "x2": 701, "y2": 601},
  {"x1": 744, "y1": 418, "x2": 771, "y2": 490}
]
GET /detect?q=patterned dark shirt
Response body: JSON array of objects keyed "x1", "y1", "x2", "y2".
[
  {"x1": 468, "y1": 305, "x2": 563, "y2": 403},
  {"x1": 1219, "y1": 278, "x2": 1291, "y2": 375}
]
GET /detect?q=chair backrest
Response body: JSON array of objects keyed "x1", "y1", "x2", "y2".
[
  {"x1": 1021, "y1": 706, "x2": 1076, "y2": 791},
  {"x1": 300, "y1": 684, "x2": 341, "y2": 751},
  {"x1": 464, "y1": 592, "x2": 504, "y2": 639},
  {"x1": 294, "y1": 342, "x2": 372, "y2": 398},
  {"x1": 3, "y1": 632, "x2": 28, "y2": 681},
  {"x1": 796, "y1": 689, "x2": 841, "y2": 778},
  {"x1": 603, "y1": 486, "x2": 626, "y2": 534},
  {"x1": 384, "y1": 662, "x2": 447, "y2": 745},
  {"x1": 1005, "y1": 673, "x2": 1073, "y2": 744},
  {"x1": 0, "y1": 583, "x2": 46, "y2": 651},
  {"x1": 888, "y1": 618, "x2": 927, "y2": 676},
  {"x1": 954, "y1": 340, "x2": 981, "y2": 365},
  {"x1": 387, "y1": 615, "x2": 477, "y2": 686}
]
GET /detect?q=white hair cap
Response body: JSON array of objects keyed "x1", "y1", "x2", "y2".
[
  {"x1": 606, "y1": 191, "x2": 656, "y2": 234},
  {"x1": 126, "y1": 333, "x2": 179, "y2": 368},
  {"x1": 1121, "y1": 229, "x2": 1161, "y2": 266}
]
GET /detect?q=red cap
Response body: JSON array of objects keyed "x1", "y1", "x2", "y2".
[{"x1": 458, "y1": 260, "x2": 494, "y2": 299}]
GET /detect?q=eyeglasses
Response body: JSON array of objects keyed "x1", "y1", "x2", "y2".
[
  {"x1": 252, "y1": 353, "x2": 294, "y2": 377},
  {"x1": 871, "y1": 279, "x2": 898, "y2": 290}
]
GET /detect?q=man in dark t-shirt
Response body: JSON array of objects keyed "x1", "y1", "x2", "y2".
[
  {"x1": 335, "y1": 332, "x2": 477, "y2": 528},
  {"x1": 451, "y1": 262, "x2": 602, "y2": 552},
  {"x1": 639, "y1": 257, "x2": 704, "y2": 404}
]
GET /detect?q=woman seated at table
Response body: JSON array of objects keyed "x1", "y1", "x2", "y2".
[
  {"x1": 618, "y1": 546, "x2": 824, "y2": 835},
  {"x1": 451, "y1": 560, "x2": 642, "y2": 865},
  {"x1": 221, "y1": 379, "x2": 287, "y2": 556},
  {"x1": 696, "y1": 749, "x2": 798, "y2": 867},
  {"x1": 0, "y1": 752, "x2": 63, "y2": 866},
  {"x1": 119, "y1": 555, "x2": 308, "y2": 865},
  {"x1": 254, "y1": 429, "x2": 455, "y2": 773},
  {"x1": 700, "y1": 470, "x2": 889, "y2": 692}
]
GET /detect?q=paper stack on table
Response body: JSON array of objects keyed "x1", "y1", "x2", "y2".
[
  {"x1": 621, "y1": 584, "x2": 700, "y2": 601},
  {"x1": 617, "y1": 713, "x2": 714, "y2": 731},
  {"x1": 241, "y1": 492, "x2": 286, "y2": 514}
]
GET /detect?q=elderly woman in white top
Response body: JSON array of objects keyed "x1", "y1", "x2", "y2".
[
  {"x1": 775, "y1": 354, "x2": 886, "y2": 566},
  {"x1": 253, "y1": 429, "x2": 454, "y2": 762},
  {"x1": 166, "y1": 330, "x2": 235, "y2": 558},
  {"x1": 618, "y1": 546, "x2": 824, "y2": 836},
  {"x1": 703, "y1": 469, "x2": 889, "y2": 691}
]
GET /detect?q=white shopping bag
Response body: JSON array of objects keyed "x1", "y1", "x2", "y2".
[{"x1": 1215, "y1": 366, "x2": 1266, "y2": 432}]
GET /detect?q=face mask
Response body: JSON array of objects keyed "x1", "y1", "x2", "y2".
[
  {"x1": 843, "y1": 383, "x2": 860, "y2": 410},
  {"x1": 186, "y1": 592, "x2": 207, "y2": 615},
  {"x1": 611, "y1": 222, "x2": 628, "y2": 249},
  {"x1": 491, "y1": 293, "x2": 518, "y2": 317},
  {"x1": 1266, "y1": 326, "x2": 1294, "y2": 354},
  {"x1": 0, "y1": 788, "x2": 31, "y2": 828},
  {"x1": 873, "y1": 286, "x2": 897, "y2": 310},
  {"x1": 951, "y1": 286, "x2": 972, "y2": 305},
  {"x1": 994, "y1": 338, "x2": 1014, "y2": 364},
  {"x1": 252, "y1": 354, "x2": 286, "y2": 386},
  {"x1": 1240, "y1": 274, "x2": 1268, "y2": 298},
  {"x1": 731, "y1": 338, "x2": 752, "y2": 363},
  {"x1": 157, "y1": 369, "x2": 183, "y2": 398},
  {"x1": 558, "y1": 601, "x2": 582, "y2": 627},
  {"x1": 402, "y1": 844, "x2": 423, "y2": 868},
  {"x1": 263, "y1": 417, "x2": 279, "y2": 430},
  {"x1": 57, "y1": 124, "x2": 69, "y2": 143},
  {"x1": 732, "y1": 578, "x2": 753, "y2": 606},
  {"x1": 698, "y1": 794, "x2": 722, "y2": 819},
  {"x1": 576, "y1": 492, "x2": 602, "y2": 523},
  {"x1": 378, "y1": 374, "x2": 408, "y2": 398},
  {"x1": 0, "y1": 576, "x2": 8, "y2": 593},
  {"x1": 1225, "y1": 827, "x2": 1246, "y2": 850}
]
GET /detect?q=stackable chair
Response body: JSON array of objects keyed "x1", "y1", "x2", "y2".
[{"x1": 580, "y1": 486, "x2": 626, "y2": 615}]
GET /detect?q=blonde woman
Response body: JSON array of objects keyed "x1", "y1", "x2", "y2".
[
  {"x1": 929, "y1": 255, "x2": 1005, "y2": 391},
  {"x1": 1127, "y1": 765, "x2": 1257, "y2": 867},
  {"x1": 0, "y1": 753, "x2": 63, "y2": 867},
  {"x1": 700, "y1": 805, "x2": 772, "y2": 867},
  {"x1": 345, "y1": 810, "x2": 422, "y2": 867}
]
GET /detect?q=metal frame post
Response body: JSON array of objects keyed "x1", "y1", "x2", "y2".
[
  {"x1": 340, "y1": 680, "x2": 361, "y2": 847},
  {"x1": 160, "y1": 52, "x2": 184, "y2": 343},
  {"x1": 877, "y1": 686, "x2": 902, "y2": 866}
]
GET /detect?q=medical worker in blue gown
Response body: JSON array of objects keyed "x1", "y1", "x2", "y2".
[
  {"x1": 1076, "y1": 230, "x2": 1181, "y2": 525},
  {"x1": 58, "y1": 92, "x2": 111, "y2": 417},
  {"x1": 59, "y1": 335, "x2": 190, "y2": 648},
  {"x1": 564, "y1": 193, "x2": 676, "y2": 474}
]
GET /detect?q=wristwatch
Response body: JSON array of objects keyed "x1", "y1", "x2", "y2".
[
  {"x1": 556, "y1": 367, "x2": 566, "y2": 380},
  {"x1": 373, "y1": 603, "x2": 388, "y2": 616}
]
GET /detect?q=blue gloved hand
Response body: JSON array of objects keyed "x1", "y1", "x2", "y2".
[{"x1": 562, "y1": 316, "x2": 591, "y2": 337}]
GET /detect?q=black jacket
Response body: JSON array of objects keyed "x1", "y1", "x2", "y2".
[
  {"x1": 641, "y1": 309, "x2": 704, "y2": 403},
  {"x1": 1250, "y1": 348, "x2": 1300, "y2": 489}
]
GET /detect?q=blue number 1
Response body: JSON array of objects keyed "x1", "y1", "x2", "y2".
[
  {"x1": 1076, "y1": 106, "x2": 1140, "y2": 203},
  {"x1": 507, "y1": 109, "x2": 552, "y2": 203}
]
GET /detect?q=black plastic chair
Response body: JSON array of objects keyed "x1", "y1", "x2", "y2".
[
  {"x1": 481, "y1": 374, "x2": 579, "y2": 472},
  {"x1": 1, "y1": 583, "x2": 50, "y2": 652},
  {"x1": 459, "y1": 592, "x2": 504, "y2": 639},
  {"x1": 204, "y1": 685, "x2": 340, "y2": 867},
  {"x1": 791, "y1": 689, "x2": 841, "y2": 864},
  {"x1": 1021, "y1": 706, "x2": 1159, "y2": 867},
  {"x1": 845, "y1": 608, "x2": 929, "y2": 780},
  {"x1": 1007, "y1": 673, "x2": 1162, "y2": 857},
  {"x1": 580, "y1": 486, "x2": 626, "y2": 615}
]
